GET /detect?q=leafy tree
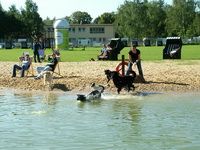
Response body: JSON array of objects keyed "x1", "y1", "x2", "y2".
[
  {"x1": 64, "y1": 16, "x2": 72, "y2": 24},
  {"x1": 93, "y1": 12, "x2": 116, "y2": 24},
  {"x1": 20, "y1": 0, "x2": 44, "y2": 39},
  {"x1": 93, "y1": 16, "x2": 101, "y2": 24},
  {"x1": 70, "y1": 11, "x2": 92, "y2": 24},
  {"x1": 43, "y1": 16, "x2": 56, "y2": 25},
  {"x1": 0, "y1": 3, "x2": 7, "y2": 38},
  {"x1": 146, "y1": 0, "x2": 166, "y2": 38},
  {"x1": 165, "y1": 0, "x2": 196, "y2": 37},
  {"x1": 187, "y1": 12, "x2": 200, "y2": 37},
  {"x1": 5, "y1": 5, "x2": 25, "y2": 39},
  {"x1": 115, "y1": 0, "x2": 150, "y2": 39}
]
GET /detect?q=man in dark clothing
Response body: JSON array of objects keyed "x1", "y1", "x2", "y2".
[
  {"x1": 33, "y1": 39, "x2": 41, "y2": 63},
  {"x1": 126, "y1": 44, "x2": 144, "y2": 77}
]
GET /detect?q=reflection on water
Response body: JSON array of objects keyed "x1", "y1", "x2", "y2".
[{"x1": 0, "y1": 90, "x2": 200, "y2": 149}]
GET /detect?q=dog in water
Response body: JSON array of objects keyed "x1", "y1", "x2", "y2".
[
  {"x1": 43, "y1": 71, "x2": 53, "y2": 90},
  {"x1": 104, "y1": 69, "x2": 136, "y2": 94},
  {"x1": 77, "y1": 83, "x2": 105, "y2": 102}
]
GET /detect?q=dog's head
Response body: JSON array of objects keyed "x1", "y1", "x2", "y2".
[
  {"x1": 91, "y1": 82, "x2": 95, "y2": 87},
  {"x1": 104, "y1": 69, "x2": 112, "y2": 76},
  {"x1": 110, "y1": 71, "x2": 119, "y2": 78},
  {"x1": 77, "y1": 94, "x2": 86, "y2": 101},
  {"x1": 104, "y1": 69, "x2": 119, "y2": 79}
]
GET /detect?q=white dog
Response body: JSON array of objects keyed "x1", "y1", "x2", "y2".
[{"x1": 43, "y1": 71, "x2": 53, "y2": 90}]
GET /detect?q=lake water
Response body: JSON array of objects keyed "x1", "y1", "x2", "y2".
[{"x1": 1, "y1": 90, "x2": 200, "y2": 150}]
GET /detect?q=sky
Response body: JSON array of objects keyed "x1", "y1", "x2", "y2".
[{"x1": 0, "y1": 0, "x2": 173, "y2": 20}]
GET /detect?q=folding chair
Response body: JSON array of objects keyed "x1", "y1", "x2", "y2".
[
  {"x1": 97, "y1": 51, "x2": 109, "y2": 60},
  {"x1": 18, "y1": 52, "x2": 30, "y2": 62},
  {"x1": 51, "y1": 61, "x2": 62, "y2": 77},
  {"x1": 18, "y1": 56, "x2": 34, "y2": 76},
  {"x1": 26, "y1": 56, "x2": 34, "y2": 76}
]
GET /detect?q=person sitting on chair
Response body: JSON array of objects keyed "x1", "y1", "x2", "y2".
[
  {"x1": 12, "y1": 54, "x2": 30, "y2": 78},
  {"x1": 35, "y1": 54, "x2": 58, "y2": 80},
  {"x1": 98, "y1": 44, "x2": 109, "y2": 60}
]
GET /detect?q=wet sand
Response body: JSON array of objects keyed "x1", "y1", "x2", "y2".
[{"x1": 0, "y1": 60, "x2": 200, "y2": 94}]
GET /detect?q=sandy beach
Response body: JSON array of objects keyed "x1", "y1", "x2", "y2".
[{"x1": 0, "y1": 60, "x2": 200, "y2": 93}]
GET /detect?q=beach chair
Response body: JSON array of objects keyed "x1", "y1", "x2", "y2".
[
  {"x1": 109, "y1": 38, "x2": 125, "y2": 60},
  {"x1": 19, "y1": 52, "x2": 30, "y2": 62},
  {"x1": 39, "y1": 49, "x2": 46, "y2": 61},
  {"x1": 163, "y1": 37, "x2": 182, "y2": 59},
  {"x1": 50, "y1": 61, "x2": 62, "y2": 77},
  {"x1": 18, "y1": 56, "x2": 34, "y2": 76}
]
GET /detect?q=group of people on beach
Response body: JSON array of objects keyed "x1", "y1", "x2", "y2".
[
  {"x1": 11, "y1": 42, "x2": 144, "y2": 82},
  {"x1": 12, "y1": 38, "x2": 60, "y2": 79}
]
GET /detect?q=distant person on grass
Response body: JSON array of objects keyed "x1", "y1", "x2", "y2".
[{"x1": 33, "y1": 39, "x2": 41, "y2": 63}]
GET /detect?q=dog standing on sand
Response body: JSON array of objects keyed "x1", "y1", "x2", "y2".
[
  {"x1": 43, "y1": 71, "x2": 53, "y2": 90},
  {"x1": 104, "y1": 69, "x2": 136, "y2": 94}
]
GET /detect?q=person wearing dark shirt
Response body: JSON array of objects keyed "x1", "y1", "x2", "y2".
[
  {"x1": 35, "y1": 54, "x2": 58, "y2": 79},
  {"x1": 33, "y1": 39, "x2": 41, "y2": 63},
  {"x1": 126, "y1": 44, "x2": 143, "y2": 77}
]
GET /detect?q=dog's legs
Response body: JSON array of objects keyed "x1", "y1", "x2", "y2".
[{"x1": 117, "y1": 88, "x2": 122, "y2": 94}]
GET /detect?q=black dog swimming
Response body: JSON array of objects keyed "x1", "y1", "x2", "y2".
[
  {"x1": 104, "y1": 69, "x2": 136, "y2": 94},
  {"x1": 77, "y1": 83, "x2": 105, "y2": 102}
]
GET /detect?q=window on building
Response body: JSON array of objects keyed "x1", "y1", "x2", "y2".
[
  {"x1": 69, "y1": 28, "x2": 76, "y2": 33},
  {"x1": 72, "y1": 28, "x2": 75, "y2": 33},
  {"x1": 78, "y1": 28, "x2": 86, "y2": 32},
  {"x1": 90, "y1": 27, "x2": 105, "y2": 33}
]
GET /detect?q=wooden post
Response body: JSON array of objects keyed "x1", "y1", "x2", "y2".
[{"x1": 122, "y1": 55, "x2": 125, "y2": 76}]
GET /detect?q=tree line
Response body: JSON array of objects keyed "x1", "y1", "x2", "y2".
[
  {"x1": 115, "y1": 0, "x2": 200, "y2": 39},
  {"x1": 0, "y1": 0, "x2": 44, "y2": 41},
  {"x1": 0, "y1": 0, "x2": 200, "y2": 41}
]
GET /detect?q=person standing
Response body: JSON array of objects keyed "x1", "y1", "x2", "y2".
[
  {"x1": 126, "y1": 44, "x2": 144, "y2": 78},
  {"x1": 33, "y1": 39, "x2": 41, "y2": 63},
  {"x1": 39, "y1": 38, "x2": 46, "y2": 60}
]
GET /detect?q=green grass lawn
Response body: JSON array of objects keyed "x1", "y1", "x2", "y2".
[{"x1": 0, "y1": 45, "x2": 199, "y2": 62}]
